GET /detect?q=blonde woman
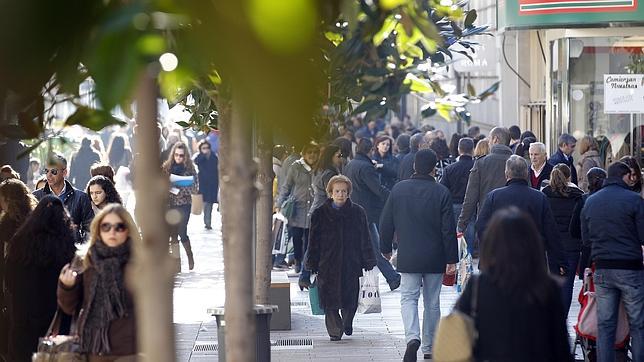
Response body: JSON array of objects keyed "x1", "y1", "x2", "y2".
[
  {"x1": 58, "y1": 204, "x2": 140, "y2": 361},
  {"x1": 577, "y1": 135, "x2": 603, "y2": 192},
  {"x1": 473, "y1": 138, "x2": 490, "y2": 160}
]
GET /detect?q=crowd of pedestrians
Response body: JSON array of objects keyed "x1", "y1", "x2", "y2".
[
  {"x1": 0, "y1": 124, "x2": 219, "y2": 361},
  {"x1": 272, "y1": 118, "x2": 642, "y2": 361}
]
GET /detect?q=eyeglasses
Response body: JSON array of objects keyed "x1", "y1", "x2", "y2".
[
  {"x1": 100, "y1": 222, "x2": 128, "y2": 233},
  {"x1": 174, "y1": 153, "x2": 186, "y2": 158},
  {"x1": 43, "y1": 168, "x2": 64, "y2": 176}
]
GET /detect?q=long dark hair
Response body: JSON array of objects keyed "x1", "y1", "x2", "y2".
[
  {"x1": 619, "y1": 156, "x2": 642, "y2": 193},
  {"x1": 315, "y1": 144, "x2": 341, "y2": 173},
  {"x1": 479, "y1": 207, "x2": 552, "y2": 305},
  {"x1": 162, "y1": 141, "x2": 196, "y2": 174},
  {"x1": 107, "y1": 134, "x2": 130, "y2": 168},
  {"x1": 7, "y1": 195, "x2": 76, "y2": 267},
  {"x1": 86, "y1": 175, "x2": 122, "y2": 205}
]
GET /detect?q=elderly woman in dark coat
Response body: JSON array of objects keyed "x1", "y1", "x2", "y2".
[{"x1": 305, "y1": 175, "x2": 377, "y2": 341}]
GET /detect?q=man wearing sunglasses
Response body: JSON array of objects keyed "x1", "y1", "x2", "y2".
[{"x1": 33, "y1": 153, "x2": 94, "y2": 243}]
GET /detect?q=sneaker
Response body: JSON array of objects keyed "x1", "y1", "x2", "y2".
[
  {"x1": 403, "y1": 339, "x2": 420, "y2": 362},
  {"x1": 388, "y1": 277, "x2": 401, "y2": 291}
]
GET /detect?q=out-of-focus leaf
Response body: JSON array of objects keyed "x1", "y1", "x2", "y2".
[
  {"x1": 159, "y1": 66, "x2": 193, "y2": 105},
  {"x1": 325, "y1": 31, "x2": 344, "y2": 45},
  {"x1": 467, "y1": 83, "x2": 476, "y2": 97},
  {"x1": 137, "y1": 33, "x2": 166, "y2": 55},
  {"x1": 464, "y1": 10, "x2": 477, "y2": 28},
  {"x1": 478, "y1": 81, "x2": 501, "y2": 100},
  {"x1": 65, "y1": 106, "x2": 126, "y2": 131},
  {"x1": 176, "y1": 121, "x2": 190, "y2": 128},
  {"x1": 352, "y1": 99, "x2": 381, "y2": 115},
  {"x1": 380, "y1": 0, "x2": 410, "y2": 10},
  {"x1": 248, "y1": 0, "x2": 317, "y2": 54},
  {"x1": 437, "y1": 105, "x2": 452, "y2": 121},
  {"x1": 404, "y1": 74, "x2": 432, "y2": 92},
  {"x1": 373, "y1": 16, "x2": 397, "y2": 46},
  {"x1": 17, "y1": 138, "x2": 46, "y2": 159},
  {"x1": 421, "y1": 105, "x2": 436, "y2": 118}
]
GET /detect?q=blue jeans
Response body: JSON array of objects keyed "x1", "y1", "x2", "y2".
[
  {"x1": 369, "y1": 223, "x2": 400, "y2": 285},
  {"x1": 560, "y1": 251, "x2": 580, "y2": 320},
  {"x1": 594, "y1": 268, "x2": 644, "y2": 362},
  {"x1": 452, "y1": 204, "x2": 474, "y2": 254},
  {"x1": 400, "y1": 273, "x2": 443, "y2": 354}
]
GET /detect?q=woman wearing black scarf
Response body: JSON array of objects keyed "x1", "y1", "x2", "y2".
[
  {"x1": 57, "y1": 204, "x2": 139, "y2": 360},
  {"x1": 162, "y1": 141, "x2": 199, "y2": 271}
]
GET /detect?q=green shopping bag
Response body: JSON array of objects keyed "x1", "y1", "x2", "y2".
[{"x1": 309, "y1": 279, "x2": 324, "y2": 315}]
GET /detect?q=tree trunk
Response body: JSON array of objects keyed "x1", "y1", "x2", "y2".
[
  {"x1": 128, "y1": 70, "x2": 176, "y2": 361},
  {"x1": 254, "y1": 123, "x2": 273, "y2": 305},
  {"x1": 220, "y1": 88, "x2": 257, "y2": 362}
]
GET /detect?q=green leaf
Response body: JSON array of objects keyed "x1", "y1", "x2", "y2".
[
  {"x1": 404, "y1": 74, "x2": 432, "y2": 93},
  {"x1": 159, "y1": 66, "x2": 193, "y2": 105},
  {"x1": 421, "y1": 106, "x2": 436, "y2": 118},
  {"x1": 352, "y1": 99, "x2": 381, "y2": 115},
  {"x1": 373, "y1": 16, "x2": 397, "y2": 46},
  {"x1": 176, "y1": 121, "x2": 190, "y2": 128},
  {"x1": 325, "y1": 31, "x2": 344, "y2": 46},
  {"x1": 137, "y1": 33, "x2": 166, "y2": 56},
  {"x1": 464, "y1": 10, "x2": 477, "y2": 28},
  {"x1": 65, "y1": 106, "x2": 126, "y2": 131},
  {"x1": 437, "y1": 105, "x2": 452, "y2": 121},
  {"x1": 380, "y1": 0, "x2": 410, "y2": 10}
]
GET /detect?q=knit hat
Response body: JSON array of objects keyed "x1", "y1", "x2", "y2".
[{"x1": 414, "y1": 149, "x2": 437, "y2": 175}]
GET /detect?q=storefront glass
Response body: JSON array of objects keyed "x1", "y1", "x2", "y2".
[{"x1": 551, "y1": 36, "x2": 643, "y2": 168}]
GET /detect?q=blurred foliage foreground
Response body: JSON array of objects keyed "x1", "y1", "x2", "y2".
[{"x1": 0, "y1": 0, "x2": 498, "y2": 146}]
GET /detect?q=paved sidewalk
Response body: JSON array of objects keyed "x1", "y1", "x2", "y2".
[{"x1": 174, "y1": 210, "x2": 583, "y2": 361}]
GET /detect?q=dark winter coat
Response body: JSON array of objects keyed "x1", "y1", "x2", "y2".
[
  {"x1": 570, "y1": 193, "x2": 593, "y2": 277},
  {"x1": 549, "y1": 149, "x2": 578, "y2": 185},
  {"x1": 456, "y1": 274, "x2": 573, "y2": 362},
  {"x1": 277, "y1": 159, "x2": 315, "y2": 228},
  {"x1": 5, "y1": 260, "x2": 63, "y2": 361},
  {"x1": 440, "y1": 155, "x2": 475, "y2": 204},
  {"x1": 343, "y1": 153, "x2": 390, "y2": 225},
  {"x1": 476, "y1": 179, "x2": 566, "y2": 274},
  {"x1": 0, "y1": 217, "x2": 26, "y2": 359},
  {"x1": 372, "y1": 152, "x2": 399, "y2": 190},
  {"x1": 398, "y1": 151, "x2": 416, "y2": 181},
  {"x1": 194, "y1": 152, "x2": 219, "y2": 203},
  {"x1": 542, "y1": 185, "x2": 584, "y2": 252},
  {"x1": 34, "y1": 181, "x2": 94, "y2": 243},
  {"x1": 70, "y1": 146, "x2": 102, "y2": 190},
  {"x1": 305, "y1": 199, "x2": 376, "y2": 310},
  {"x1": 581, "y1": 178, "x2": 644, "y2": 270},
  {"x1": 380, "y1": 174, "x2": 458, "y2": 273},
  {"x1": 458, "y1": 144, "x2": 513, "y2": 231},
  {"x1": 529, "y1": 162, "x2": 553, "y2": 190},
  {"x1": 58, "y1": 265, "x2": 137, "y2": 357}
]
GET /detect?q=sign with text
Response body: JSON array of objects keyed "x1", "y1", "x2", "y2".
[
  {"x1": 603, "y1": 74, "x2": 644, "y2": 114},
  {"x1": 499, "y1": 0, "x2": 644, "y2": 29}
]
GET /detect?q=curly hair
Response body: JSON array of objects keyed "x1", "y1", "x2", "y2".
[
  {"x1": 7, "y1": 195, "x2": 76, "y2": 267},
  {"x1": 0, "y1": 179, "x2": 38, "y2": 225},
  {"x1": 86, "y1": 175, "x2": 122, "y2": 206},
  {"x1": 162, "y1": 142, "x2": 196, "y2": 175}
]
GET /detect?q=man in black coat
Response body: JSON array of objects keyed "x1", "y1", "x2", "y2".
[
  {"x1": 344, "y1": 138, "x2": 400, "y2": 290},
  {"x1": 194, "y1": 140, "x2": 219, "y2": 230},
  {"x1": 33, "y1": 153, "x2": 94, "y2": 243},
  {"x1": 549, "y1": 133, "x2": 578, "y2": 185},
  {"x1": 398, "y1": 133, "x2": 427, "y2": 181},
  {"x1": 380, "y1": 149, "x2": 458, "y2": 361},
  {"x1": 475, "y1": 155, "x2": 566, "y2": 276},
  {"x1": 69, "y1": 137, "x2": 101, "y2": 190},
  {"x1": 581, "y1": 162, "x2": 644, "y2": 362},
  {"x1": 440, "y1": 137, "x2": 475, "y2": 253}
]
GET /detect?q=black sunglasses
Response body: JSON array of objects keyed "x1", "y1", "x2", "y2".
[
  {"x1": 100, "y1": 222, "x2": 128, "y2": 233},
  {"x1": 43, "y1": 168, "x2": 64, "y2": 176}
]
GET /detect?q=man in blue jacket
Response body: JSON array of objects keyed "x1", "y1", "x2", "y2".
[
  {"x1": 549, "y1": 133, "x2": 578, "y2": 185},
  {"x1": 380, "y1": 149, "x2": 458, "y2": 361},
  {"x1": 581, "y1": 161, "x2": 644, "y2": 362},
  {"x1": 476, "y1": 155, "x2": 566, "y2": 276}
]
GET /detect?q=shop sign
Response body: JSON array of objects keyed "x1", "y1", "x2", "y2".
[
  {"x1": 498, "y1": 0, "x2": 644, "y2": 29},
  {"x1": 603, "y1": 74, "x2": 644, "y2": 114},
  {"x1": 453, "y1": 36, "x2": 498, "y2": 73}
]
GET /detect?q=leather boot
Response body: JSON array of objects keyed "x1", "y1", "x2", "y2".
[{"x1": 182, "y1": 240, "x2": 195, "y2": 270}]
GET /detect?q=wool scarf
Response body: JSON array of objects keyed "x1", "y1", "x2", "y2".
[{"x1": 81, "y1": 238, "x2": 131, "y2": 354}]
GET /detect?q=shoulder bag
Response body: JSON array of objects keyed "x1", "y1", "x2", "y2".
[
  {"x1": 433, "y1": 275, "x2": 479, "y2": 362},
  {"x1": 32, "y1": 308, "x2": 87, "y2": 362}
]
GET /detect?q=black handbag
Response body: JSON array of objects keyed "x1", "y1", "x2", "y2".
[{"x1": 32, "y1": 308, "x2": 87, "y2": 362}]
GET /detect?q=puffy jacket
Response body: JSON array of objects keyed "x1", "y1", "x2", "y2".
[
  {"x1": 458, "y1": 144, "x2": 513, "y2": 231},
  {"x1": 34, "y1": 180, "x2": 94, "y2": 243},
  {"x1": 343, "y1": 153, "x2": 390, "y2": 224},
  {"x1": 581, "y1": 178, "x2": 644, "y2": 270},
  {"x1": 542, "y1": 185, "x2": 584, "y2": 252}
]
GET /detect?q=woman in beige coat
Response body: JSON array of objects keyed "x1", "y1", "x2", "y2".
[{"x1": 577, "y1": 135, "x2": 603, "y2": 192}]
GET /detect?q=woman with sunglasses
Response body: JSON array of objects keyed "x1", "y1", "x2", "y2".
[
  {"x1": 86, "y1": 175, "x2": 123, "y2": 214},
  {"x1": 58, "y1": 204, "x2": 139, "y2": 361},
  {"x1": 162, "y1": 142, "x2": 198, "y2": 271},
  {"x1": 5, "y1": 195, "x2": 76, "y2": 361}
]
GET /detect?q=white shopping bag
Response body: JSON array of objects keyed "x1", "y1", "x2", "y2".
[
  {"x1": 357, "y1": 267, "x2": 381, "y2": 314},
  {"x1": 271, "y1": 212, "x2": 289, "y2": 255},
  {"x1": 456, "y1": 234, "x2": 473, "y2": 293}
]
